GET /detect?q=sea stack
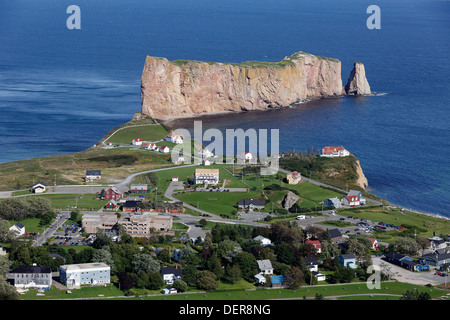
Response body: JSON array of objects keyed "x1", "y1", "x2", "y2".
[
  {"x1": 140, "y1": 51, "x2": 343, "y2": 120},
  {"x1": 344, "y1": 62, "x2": 371, "y2": 95}
]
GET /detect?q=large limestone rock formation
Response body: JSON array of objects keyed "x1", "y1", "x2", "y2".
[
  {"x1": 344, "y1": 62, "x2": 371, "y2": 95},
  {"x1": 140, "y1": 52, "x2": 344, "y2": 120},
  {"x1": 283, "y1": 191, "x2": 300, "y2": 210}
]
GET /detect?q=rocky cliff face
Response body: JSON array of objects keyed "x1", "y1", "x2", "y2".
[
  {"x1": 355, "y1": 159, "x2": 369, "y2": 189},
  {"x1": 344, "y1": 62, "x2": 371, "y2": 95},
  {"x1": 140, "y1": 52, "x2": 344, "y2": 120}
]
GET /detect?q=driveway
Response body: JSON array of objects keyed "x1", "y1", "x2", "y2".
[{"x1": 372, "y1": 256, "x2": 448, "y2": 286}]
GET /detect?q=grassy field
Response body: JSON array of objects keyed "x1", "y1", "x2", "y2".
[
  {"x1": 9, "y1": 217, "x2": 47, "y2": 234},
  {"x1": 19, "y1": 281, "x2": 448, "y2": 301},
  {"x1": 337, "y1": 206, "x2": 450, "y2": 241},
  {"x1": 106, "y1": 124, "x2": 169, "y2": 145},
  {"x1": 16, "y1": 193, "x2": 109, "y2": 211}
]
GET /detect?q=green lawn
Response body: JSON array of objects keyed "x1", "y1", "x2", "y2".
[
  {"x1": 20, "y1": 283, "x2": 125, "y2": 300},
  {"x1": 9, "y1": 217, "x2": 47, "y2": 234},
  {"x1": 106, "y1": 124, "x2": 169, "y2": 145},
  {"x1": 175, "y1": 190, "x2": 260, "y2": 218},
  {"x1": 26, "y1": 193, "x2": 109, "y2": 211}
]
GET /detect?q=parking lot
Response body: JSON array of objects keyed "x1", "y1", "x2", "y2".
[{"x1": 50, "y1": 223, "x2": 89, "y2": 246}]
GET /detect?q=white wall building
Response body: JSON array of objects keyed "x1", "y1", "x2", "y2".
[{"x1": 59, "y1": 263, "x2": 111, "y2": 289}]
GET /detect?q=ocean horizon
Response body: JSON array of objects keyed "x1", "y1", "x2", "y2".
[{"x1": 0, "y1": 0, "x2": 449, "y2": 217}]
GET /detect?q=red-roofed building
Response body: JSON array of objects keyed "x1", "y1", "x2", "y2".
[
  {"x1": 104, "y1": 187, "x2": 123, "y2": 200},
  {"x1": 341, "y1": 195, "x2": 360, "y2": 207},
  {"x1": 320, "y1": 146, "x2": 350, "y2": 158},
  {"x1": 305, "y1": 240, "x2": 322, "y2": 253},
  {"x1": 132, "y1": 138, "x2": 143, "y2": 146},
  {"x1": 368, "y1": 238, "x2": 379, "y2": 250}
]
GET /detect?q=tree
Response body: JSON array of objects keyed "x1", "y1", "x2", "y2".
[
  {"x1": 172, "y1": 279, "x2": 188, "y2": 292},
  {"x1": 223, "y1": 264, "x2": 242, "y2": 284},
  {"x1": 198, "y1": 219, "x2": 208, "y2": 227},
  {"x1": 132, "y1": 253, "x2": 160, "y2": 274},
  {"x1": 70, "y1": 210, "x2": 79, "y2": 222},
  {"x1": 207, "y1": 253, "x2": 224, "y2": 280},
  {"x1": 285, "y1": 266, "x2": 304, "y2": 289},
  {"x1": 147, "y1": 271, "x2": 165, "y2": 290},
  {"x1": 117, "y1": 272, "x2": 134, "y2": 290},
  {"x1": 400, "y1": 290, "x2": 431, "y2": 300},
  {"x1": 0, "y1": 278, "x2": 19, "y2": 300},
  {"x1": 0, "y1": 219, "x2": 13, "y2": 243},
  {"x1": 0, "y1": 256, "x2": 11, "y2": 276},
  {"x1": 196, "y1": 270, "x2": 218, "y2": 291},
  {"x1": 235, "y1": 251, "x2": 257, "y2": 282},
  {"x1": 92, "y1": 247, "x2": 115, "y2": 272},
  {"x1": 182, "y1": 264, "x2": 198, "y2": 286},
  {"x1": 394, "y1": 237, "x2": 419, "y2": 256},
  {"x1": 39, "y1": 210, "x2": 56, "y2": 226}
]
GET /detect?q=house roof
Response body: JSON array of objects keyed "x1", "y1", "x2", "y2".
[
  {"x1": 270, "y1": 275, "x2": 286, "y2": 284},
  {"x1": 328, "y1": 228, "x2": 342, "y2": 239},
  {"x1": 322, "y1": 146, "x2": 345, "y2": 153},
  {"x1": 257, "y1": 259, "x2": 273, "y2": 271},
  {"x1": 253, "y1": 235, "x2": 270, "y2": 242},
  {"x1": 161, "y1": 265, "x2": 182, "y2": 276},
  {"x1": 238, "y1": 198, "x2": 265, "y2": 206},
  {"x1": 344, "y1": 195, "x2": 360, "y2": 202},
  {"x1": 306, "y1": 240, "x2": 322, "y2": 248},
  {"x1": 385, "y1": 251, "x2": 406, "y2": 261},
  {"x1": 86, "y1": 170, "x2": 101, "y2": 175},
  {"x1": 305, "y1": 257, "x2": 318, "y2": 265},
  {"x1": 347, "y1": 190, "x2": 362, "y2": 197},
  {"x1": 32, "y1": 182, "x2": 47, "y2": 188},
  {"x1": 11, "y1": 265, "x2": 51, "y2": 274},
  {"x1": 340, "y1": 254, "x2": 356, "y2": 260}
]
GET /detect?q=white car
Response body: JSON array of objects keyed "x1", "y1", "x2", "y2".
[{"x1": 296, "y1": 215, "x2": 306, "y2": 220}]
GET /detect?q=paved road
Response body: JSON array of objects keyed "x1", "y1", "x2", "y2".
[{"x1": 33, "y1": 212, "x2": 70, "y2": 247}]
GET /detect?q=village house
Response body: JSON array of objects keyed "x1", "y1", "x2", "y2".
[
  {"x1": 0, "y1": 245, "x2": 7, "y2": 256},
  {"x1": 305, "y1": 240, "x2": 322, "y2": 254},
  {"x1": 384, "y1": 251, "x2": 430, "y2": 272},
  {"x1": 339, "y1": 254, "x2": 357, "y2": 269},
  {"x1": 369, "y1": 238, "x2": 379, "y2": 250},
  {"x1": 7, "y1": 265, "x2": 52, "y2": 290},
  {"x1": 162, "y1": 286, "x2": 178, "y2": 295},
  {"x1": 254, "y1": 274, "x2": 266, "y2": 285},
  {"x1": 129, "y1": 184, "x2": 149, "y2": 195},
  {"x1": 171, "y1": 176, "x2": 179, "y2": 182},
  {"x1": 31, "y1": 182, "x2": 47, "y2": 193},
  {"x1": 161, "y1": 266, "x2": 182, "y2": 284},
  {"x1": 328, "y1": 228, "x2": 343, "y2": 243},
  {"x1": 9, "y1": 222, "x2": 25, "y2": 237},
  {"x1": 85, "y1": 170, "x2": 101, "y2": 181},
  {"x1": 320, "y1": 146, "x2": 350, "y2": 158},
  {"x1": 257, "y1": 259, "x2": 274, "y2": 275},
  {"x1": 341, "y1": 195, "x2": 360, "y2": 207},
  {"x1": 165, "y1": 132, "x2": 183, "y2": 144},
  {"x1": 197, "y1": 148, "x2": 214, "y2": 159},
  {"x1": 421, "y1": 248, "x2": 450, "y2": 268},
  {"x1": 253, "y1": 235, "x2": 272, "y2": 247},
  {"x1": 286, "y1": 171, "x2": 302, "y2": 185},
  {"x1": 132, "y1": 138, "x2": 143, "y2": 146},
  {"x1": 347, "y1": 190, "x2": 366, "y2": 205},
  {"x1": 312, "y1": 271, "x2": 326, "y2": 282},
  {"x1": 123, "y1": 200, "x2": 140, "y2": 212},
  {"x1": 194, "y1": 168, "x2": 219, "y2": 185},
  {"x1": 104, "y1": 187, "x2": 123, "y2": 200},
  {"x1": 160, "y1": 145, "x2": 170, "y2": 153},
  {"x1": 238, "y1": 198, "x2": 265, "y2": 211},
  {"x1": 238, "y1": 152, "x2": 253, "y2": 163},
  {"x1": 59, "y1": 263, "x2": 111, "y2": 289},
  {"x1": 322, "y1": 197, "x2": 342, "y2": 209},
  {"x1": 104, "y1": 199, "x2": 119, "y2": 210},
  {"x1": 305, "y1": 257, "x2": 319, "y2": 272}
]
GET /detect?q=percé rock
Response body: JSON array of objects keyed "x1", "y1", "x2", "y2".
[
  {"x1": 140, "y1": 52, "x2": 344, "y2": 120},
  {"x1": 344, "y1": 62, "x2": 371, "y2": 95}
]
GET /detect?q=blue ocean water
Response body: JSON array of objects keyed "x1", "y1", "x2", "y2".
[{"x1": 0, "y1": 0, "x2": 449, "y2": 217}]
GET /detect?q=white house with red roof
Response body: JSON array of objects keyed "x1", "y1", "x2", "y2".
[
  {"x1": 132, "y1": 138, "x2": 143, "y2": 146},
  {"x1": 320, "y1": 146, "x2": 350, "y2": 158},
  {"x1": 305, "y1": 240, "x2": 322, "y2": 254},
  {"x1": 165, "y1": 132, "x2": 183, "y2": 144},
  {"x1": 160, "y1": 146, "x2": 170, "y2": 153},
  {"x1": 341, "y1": 195, "x2": 360, "y2": 206},
  {"x1": 368, "y1": 238, "x2": 379, "y2": 250}
]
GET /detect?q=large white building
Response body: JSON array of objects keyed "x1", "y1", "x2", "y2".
[
  {"x1": 59, "y1": 263, "x2": 111, "y2": 289},
  {"x1": 320, "y1": 146, "x2": 350, "y2": 158},
  {"x1": 194, "y1": 168, "x2": 219, "y2": 185}
]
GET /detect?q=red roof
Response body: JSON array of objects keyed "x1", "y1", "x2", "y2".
[
  {"x1": 133, "y1": 138, "x2": 142, "y2": 142},
  {"x1": 306, "y1": 240, "x2": 322, "y2": 248},
  {"x1": 322, "y1": 146, "x2": 345, "y2": 153},
  {"x1": 345, "y1": 195, "x2": 359, "y2": 202}
]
